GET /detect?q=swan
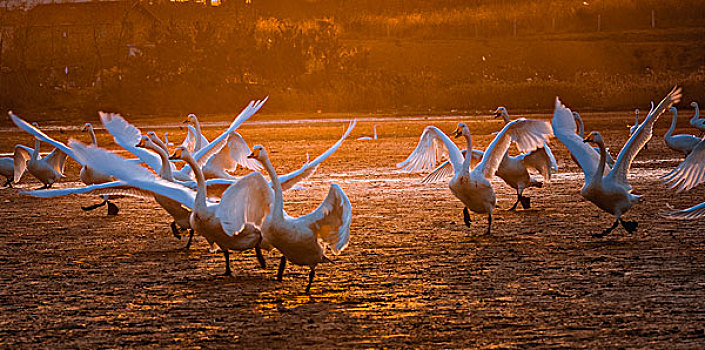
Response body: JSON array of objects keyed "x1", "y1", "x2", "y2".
[
  {"x1": 0, "y1": 145, "x2": 33, "y2": 187},
  {"x1": 248, "y1": 145, "x2": 352, "y2": 294},
  {"x1": 356, "y1": 124, "x2": 377, "y2": 140},
  {"x1": 664, "y1": 106, "x2": 701, "y2": 157},
  {"x1": 552, "y1": 87, "x2": 681, "y2": 236},
  {"x1": 78, "y1": 122, "x2": 120, "y2": 214},
  {"x1": 398, "y1": 119, "x2": 552, "y2": 234},
  {"x1": 689, "y1": 102, "x2": 705, "y2": 136},
  {"x1": 182, "y1": 114, "x2": 210, "y2": 153},
  {"x1": 9, "y1": 115, "x2": 68, "y2": 189},
  {"x1": 494, "y1": 106, "x2": 512, "y2": 123},
  {"x1": 422, "y1": 146, "x2": 557, "y2": 210},
  {"x1": 69, "y1": 140, "x2": 267, "y2": 276},
  {"x1": 660, "y1": 137, "x2": 705, "y2": 219},
  {"x1": 101, "y1": 98, "x2": 267, "y2": 181},
  {"x1": 572, "y1": 111, "x2": 615, "y2": 167}
]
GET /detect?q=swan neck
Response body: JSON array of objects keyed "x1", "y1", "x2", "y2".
[
  {"x1": 151, "y1": 144, "x2": 174, "y2": 181},
  {"x1": 152, "y1": 135, "x2": 169, "y2": 153},
  {"x1": 576, "y1": 115, "x2": 585, "y2": 138},
  {"x1": 184, "y1": 153, "x2": 207, "y2": 209},
  {"x1": 692, "y1": 104, "x2": 700, "y2": 122},
  {"x1": 32, "y1": 139, "x2": 40, "y2": 160},
  {"x1": 666, "y1": 110, "x2": 677, "y2": 137},
  {"x1": 89, "y1": 127, "x2": 97, "y2": 146},
  {"x1": 373, "y1": 125, "x2": 377, "y2": 139},
  {"x1": 261, "y1": 156, "x2": 284, "y2": 219},
  {"x1": 461, "y1": 134, "x2": 473, "y2": 173},
  {"x1": 502, "y1": 114, "x2": 510, "y2": 124},
  {"x1": 593, "y1": 140, "x2": 606, "y2": 183},
  {"x1": 193, "y1": 117, "x2": 203, "y2": 151}
]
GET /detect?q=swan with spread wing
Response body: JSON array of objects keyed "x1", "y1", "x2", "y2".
[
  {"x1": 552, "y1": 87, "x2": 681, "y2": 236},
  {"x1": 398, "y1": 118, "x2": 552, "y2": 235},
  {"x1": 660, "y1": 135, "x2": 705, "y2": 219}
]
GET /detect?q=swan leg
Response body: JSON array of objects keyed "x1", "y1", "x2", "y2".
[
  {"x1": 106, "y1": 201, "x2": 119, "y2": 216},
  {"x1": 276, "y1": 256, "x2": 287, "y2": 282},
  {"x1": 254, "y1": 244, "x2": 266, "y2": 268},
  {"x1": 35, "y1": 183, "x2": 50, "y2": 190},
  {"x1": 509, "y1": 197, "x2": 520, "y2": 211},
  {"x1": 221, "y1": 249, "x2": 232, "y2": 276},
  {"x1": 305, "y1": 266, "x2": 316, "y2": 295},
  {"x1": 485, "y1": 213, "x2": 492, "y2": 235},
  {"x1": 81, "y1": 199, "x2": 108, "y2": 211},
  {"x1": 462, "y1": 207, "x2": 472, "y2": 227},
  {"x1": 594, "y1": 219, "x2": 619, "y2": 237},
  {"x1": 519, "y1": 195, "x2": 531, "y2": 209},
  {"x1": 619, "y1": 219, "x2": 638, "y2": 234},
  {"x1": 183, "y1": 229, "x2": 195, "y2": 250},
  {"x1": 170, "y1": 221, "x2": 182, "y2": 239}
]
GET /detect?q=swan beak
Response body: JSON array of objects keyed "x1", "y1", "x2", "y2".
[
  {"x1": 136, "y1": 139, "x2": 147, "y2": 149},
  {"x1": 583, "y1": 138, "x2": 591, "y2": 143},
  {"x1": 182, "y1": 119, "x2": 189, "y2": 124},
  {"x1": 81, "y1": 126, "x2": 87, "y2": 132},
  {"x1": 453, "y1": 129, "x2": 462, "y2": 138},
  {"x1": 247, "y1": 152, "x2": 256, "y2": 159},
  {"x1": 169, "y1": 149, "x2": 182, "y2": 160}
]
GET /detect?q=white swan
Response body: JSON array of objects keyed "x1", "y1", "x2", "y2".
[
  {"x1": 248, "y1": 145, "x2": 352, "y2": 294},
  {"x1": 79, "y1": 122, "x2": 120, "y2": 214},
  {"x1": 9, "y1": 115, "x2": 68, "y2": 189},
  {"x1": 689, "y1": 101, "x2": 705, "y2": 136},
  {"x1": 423, "y1": 146, "x2": 557, "y2": 210},
  {"x1": 182, "y1": 114, "x2": 210, "y2": 153},
  {"x1": 398, "y1": 119, "x2": 552, "y2": 234},
  {"x1": 356, "y1": 124, "x2": 377, "y2": 141},
  {"x1": 552, "y1": 87, "x2": 681, "y2": 236},
  {"x1": 0, "y1": 145, "x2": 33, "y2": 187},
  {"x1": 660, "y1": 137, "x2": 705, "y2": 219},
  {"x1": 572, "y1": 111, "x2": 615, "y2": 167},
  {"x1": 664, "y1": 106, "x2": 701, "y2": 157},
  {"x1": 69, "y1": 140, "x2": 267, "y2": 276}
]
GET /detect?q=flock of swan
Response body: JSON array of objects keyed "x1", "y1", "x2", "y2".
[{"x1": 2, "y1": 86, "x2": 705, "y2": 293}]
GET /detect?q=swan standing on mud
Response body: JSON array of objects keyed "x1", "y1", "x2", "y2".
[
  {"x1": 248, "y1": 145, "x2": 352, "y2": 294},
  {"x1": 399, "y1": 119, "x2": 552, "y2": 235},
  {"x1": 9, "y1": 114, "x2": 70, "y2": 189},
  {"x1": 664, "y1": 106, "x2": 701, "y2": 157},
  {"x1": 552, "y1": 87, "x2": 681, "y2": 236},
  {"x1": 0, "y1": 145, "x2": 33, "y2": 188}
]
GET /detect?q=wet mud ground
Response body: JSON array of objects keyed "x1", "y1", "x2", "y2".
[{"x1": 1, "y1": 112, "x2": 705, "y2": 348}]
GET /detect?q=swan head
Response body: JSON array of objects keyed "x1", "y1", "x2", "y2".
[
  {"x1": 572, "y1": 111, "x2": 581, "y2": 120},
  {"x1": 183, "y1": 113, "x2": 197, "y2": 124},
  {"x1": 31, "y1": 122, "x2": 39, "y2": 127},
  {"x1": 136, "y1": 136, "x2": 150, "y2": 149},
  {"x1": 247, "y1": 145, "x2": 268, "y2": 161},
  {"x1": 453, "y1": 123, "x2": 470, "y2": 139},
  {"x1": 493, "y1": 107, "x2": 508, "y2": 119},
  {"x1": 81, "y1": 123, "x2": 92, "y2": 132},
  {"x1": 583, "y1": 131, "x2": 604, "y2": 146},
  {"x1": 669, "y1": 106, "x2": 677, "y2": 114},
  {"x1": 691, "y1": 101, "x2": 699, "y2": 109},
  {"x1": 169, "y1": 146, "x2": 189, "y2": 161}
]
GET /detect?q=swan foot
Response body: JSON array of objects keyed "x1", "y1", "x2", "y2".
[
  {"x1": 221, "y1": 249, "x2": 232, "y2": 276},
  {"x1": 276, "y1": 256, "x2": 287, "y2": 282},
  {"x1": 106, "y1": 201, "x2": 119, "y2": 216},
  {"x1": 35, "y1": 184, "x2": 50, "y2": 190},
  {"x1": 305, "y1": 267, "x2": 315, "y2": 295},
  {"x1": 463, "y1": 208, "x2": 472, "y2": 227},
  {"x1": 484, "y1": 213, "x2": 492, "y2": 236},
  {"x1": 170, "y1": 221, "x2": 182, "y2": 239},
  {"x1": 255, "y1": 245, "x2": 266, "y2": 268},
  {"x1": 181, "y1": 229, "x2": 194, "y2": 250},
  {"x1": 509, "y1": 199, "x2": 519, "y2": 211},
  {"x1": 594, "y1": 219, "x2": 619, "y2": 237},
  {"x1": 520, "y1": 196, "x2": 531, "y2": 209},
  {"x1": 2, "y1": 179, "x2": 12, "y2": 188},
  {"x1": 81, "y1": 199, "x2": 107, "y2": 211},
  {"x1": 620, "y1": 219, "x2": 638, "y2": 234}
]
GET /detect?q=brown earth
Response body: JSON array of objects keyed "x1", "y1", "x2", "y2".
[{"x1": 1, "y1": 111, "x2": 705, "y2": 348}]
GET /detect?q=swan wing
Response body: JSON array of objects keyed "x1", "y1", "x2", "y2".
[
  {"x1": 21, "y1": 181, "x2": 152, "y2": 199},
  {"x1": 13, "y1": 145, "x2": 32, "y2": 182},
  {"x1": 205, "y1": 132, "x2": 262, "y2": 174},
  {"x1": 552, "y1": 98, "x2": 605, "y2": 183},
  {"x1": 99, "y1": 112, "x2": 163, "y2": 173},
  {"x1": 9, "y1": 112, "x2": 80, "y2": 163},
  {"x1": 476, "y1": 118, "x2": 552, "y2": 179},
  {"x1": 180, "y1": 125, "x2": 199, "y2": 154},
  {"x1": 661, "y1": 138, "x2": 705, "y2": 192},
  {"x1": 662, "y1": 201, "x2": 705, "y2": 220},
  {"x1": 279, "y1": 120, "x2": 356, "y2": 191},
  {"x1": 68, "y1": 140, "x2": 196, "y2": 209},
  {"x1": 397, "y1": 126, "x2": 463, "y2": 174},
  {"x1": 296, "y1": 183, "x2": 352, "y2": 254},
  {"x1": 607, "y1": 86, "x2": 682, "y2": 186},
  {"x1": 44, "y1": 148, "x2": 68, "y2": 174},
  {"x1": 422, "y1": 149, "x2": 482, "y2": 183},
  {"x1": 192, "y1": 97, "x2": 267, "y2": 163},
  {"x1": 520, "y1": 146, "x2": 557, "y2": 181},
  {"x1": 216, "y1": 172, "x2": 273, "y2": 236}
]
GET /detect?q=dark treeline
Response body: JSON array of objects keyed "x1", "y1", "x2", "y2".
[{"x1": 0, "y1": 0, "x2": 704, "y2": 120}]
